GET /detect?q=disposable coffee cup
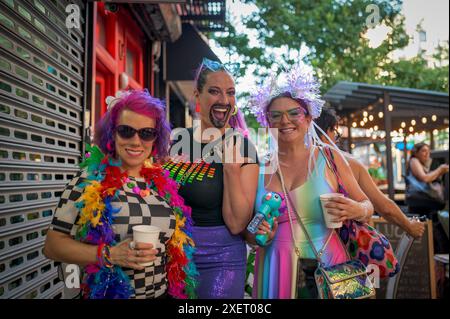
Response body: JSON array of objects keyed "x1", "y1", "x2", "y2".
[
  {"x1": 132, "y1": 225, "x2": 161, "y2": 266},
  {"x1": 320, "y1": 193, "x2": 345, "y2": 229}
]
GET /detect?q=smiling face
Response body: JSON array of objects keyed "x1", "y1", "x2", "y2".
[
  {"x1": 114, "y1": 109, "x2": 156, "y2": 174},
  {"x1": 195, "y1": 70, "x2": 236, "y2": 129},
  {"x1": 267, "y1": 97, "x2": 311, "y2": 144}
]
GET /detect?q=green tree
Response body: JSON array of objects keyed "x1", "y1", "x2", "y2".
[
  {"x1": 213, "y1": 0, "x2": 409, "y2": 93},
  {"x1": 212, "y1": 1, "x2": 449, "y2": 130},
  {"x1": 384, "y1": 41, "x2": 449, "y2": 92}
]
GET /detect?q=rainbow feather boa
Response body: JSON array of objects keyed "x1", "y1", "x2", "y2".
[{"x1": 74, "y1": 144, "x2": 197, "y2": 299}]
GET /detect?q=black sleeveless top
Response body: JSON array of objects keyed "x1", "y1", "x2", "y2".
[{"x1": 164, "y1": 128, "x2": 259, "y2": 226}]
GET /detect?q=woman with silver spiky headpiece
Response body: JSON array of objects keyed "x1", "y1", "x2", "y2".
[{"x1": 245, "y1": 62, "x2": 374, "y2": 299}]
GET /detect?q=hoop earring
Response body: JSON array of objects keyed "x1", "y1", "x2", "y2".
[{"x1": 231, "y1": 105, "x2": 238, "y2": 116}]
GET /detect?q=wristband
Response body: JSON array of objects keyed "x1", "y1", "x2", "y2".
[
  {"x1": 102, "y1": 244, "x2": 113, "y2": 268},
  {"x1": 97, "y1": 243, "x2": 106, "y2": 267},
  {"x1": 97, "y1": 243, "x2": 113, "y2": 268}
]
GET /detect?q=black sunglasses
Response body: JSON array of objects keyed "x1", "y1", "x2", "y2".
[{"x1": 115, "y1": 125, "x2": 157, "y2": 142}]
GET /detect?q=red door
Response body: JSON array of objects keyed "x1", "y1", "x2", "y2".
[{"x1": 92, "y1": 3, "x2": 146, "y2": 129}]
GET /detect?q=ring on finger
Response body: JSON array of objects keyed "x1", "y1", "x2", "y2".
[{"x1": 129, "y1": 241, "x2": 136, "y2": 250}]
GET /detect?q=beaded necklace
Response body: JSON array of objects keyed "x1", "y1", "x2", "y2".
[{"x1": 124, "y1": 177, "x2": 151, "y2": 197}]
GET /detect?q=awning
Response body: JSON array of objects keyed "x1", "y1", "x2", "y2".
[
  {"x1": 166, "y1": 23, "x2": 220, "y2": 82},
  {"x1": 324, "y1": 81, "x2": 449, "y2": 131},
  {"x1": 165, "y1": 23, "x2": 220, "y2": 105},
  {"x1": 129, "y1": 3, "x2": 181, "y2": 42}
]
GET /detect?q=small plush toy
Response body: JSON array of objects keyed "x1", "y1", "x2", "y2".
[{"x1": 247, "y1": 191, "x2": 283, "y2": 246}]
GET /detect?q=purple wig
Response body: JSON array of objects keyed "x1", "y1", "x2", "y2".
[{"x1": 94, "y1": 89, "x2": 170, "y2": 162}]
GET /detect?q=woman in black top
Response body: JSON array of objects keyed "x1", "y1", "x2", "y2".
[{"x1": 163, "y1": 58, "x2": 259, "y2": 298}]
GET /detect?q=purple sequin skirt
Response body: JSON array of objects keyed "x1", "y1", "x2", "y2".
[{"x1": 192, "y1": 225, "x2": 246, "y2": 299}]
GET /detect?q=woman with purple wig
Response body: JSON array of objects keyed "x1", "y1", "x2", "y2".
[
  {"x1": 163, "y1": 58, "x2": 259, "y2": 298},
  {"x1": 43, "y1": 90, "x2": 196, "y2": 299}
]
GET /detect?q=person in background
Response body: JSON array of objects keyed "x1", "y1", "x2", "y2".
[
  {"x1": 315, "y1": 107, "x2": 425, "y2": 238},
  {"x1": 407, "y1": 142, "x2": 449, "y2": 252},
  {"x1": 408, "y1": 142, "x2": 449, "y2": 214}
]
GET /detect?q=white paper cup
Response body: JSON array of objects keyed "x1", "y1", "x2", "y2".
[
  {"x1": 320, "y1": 193, "x2": 345, "y2": 229},
  {"x1": 132, "y1": 225, "x2": 161, "y2": 266}
]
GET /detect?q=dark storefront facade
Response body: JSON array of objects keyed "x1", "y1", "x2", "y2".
[{"x1": 0, "y1": 0, "x2": 87, "y2": 298}]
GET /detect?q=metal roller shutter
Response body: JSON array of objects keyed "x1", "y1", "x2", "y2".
[{"x1": 0, "y1": 0, "x2": 86, "y2": 299}]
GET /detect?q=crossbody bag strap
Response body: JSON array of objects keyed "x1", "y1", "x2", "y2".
[
  {"x1": 321, "y1": 147, "x2": 349, "y2": 197},
  {"x1": 319, "y1": 148, "x2": 358, "y2": 260},
  {"x1": 276, "y1": 161, "x2": 333, "y2": 265}
]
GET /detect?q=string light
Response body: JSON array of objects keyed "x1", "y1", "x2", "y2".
[
  {"x1": 421, "y1": 117, "x2": 427, "y2": 124},
  {"x1": 409, "y1": 126, "x2": 414, "y2": 132},
  {"x1": 369, "y1": 115, "x2": 374, "y2": 121},
  {"x1": 380, "y1": 132, "x2": 386, "y2": 138},
  {"x1": 351, "y1": 143, "x2": 355, "y2": 149},
  {"x1": 360, "y1": 120, "x2": 365, "y2": 126},
  {"x1": 352, "y1": 122, "x2": 357, "y2": 128},
  {"x1": 363, "y1": 117, "x2": 368, "y2": 123},
  {"x1": 401, "y1": 122, "x2": 406, "y2": 128},
  {"x1": 378, "y1": 112, "x2": 384, "y2": 118},
  {"x1": 433, "y1": 129, "x2": 439, "y2": 135},
  {"x1": 411, "y1": 119, "x2": 416, "y2": 126},
  {"x1": 399, "y1": 128, "x2": 403, "y2": 134},
  {"x1": 432, "y1": 115, "x2": 437, "y2": 122},
  {"x1": 374, "y1": 125, "x2": 379, "y2": 131},
  {"x1": 388, "y1": 104, "x2": 394, "y2": 111},
  {"x1": 363, "y1": 111, "x2": 368, "y2": 117}
]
